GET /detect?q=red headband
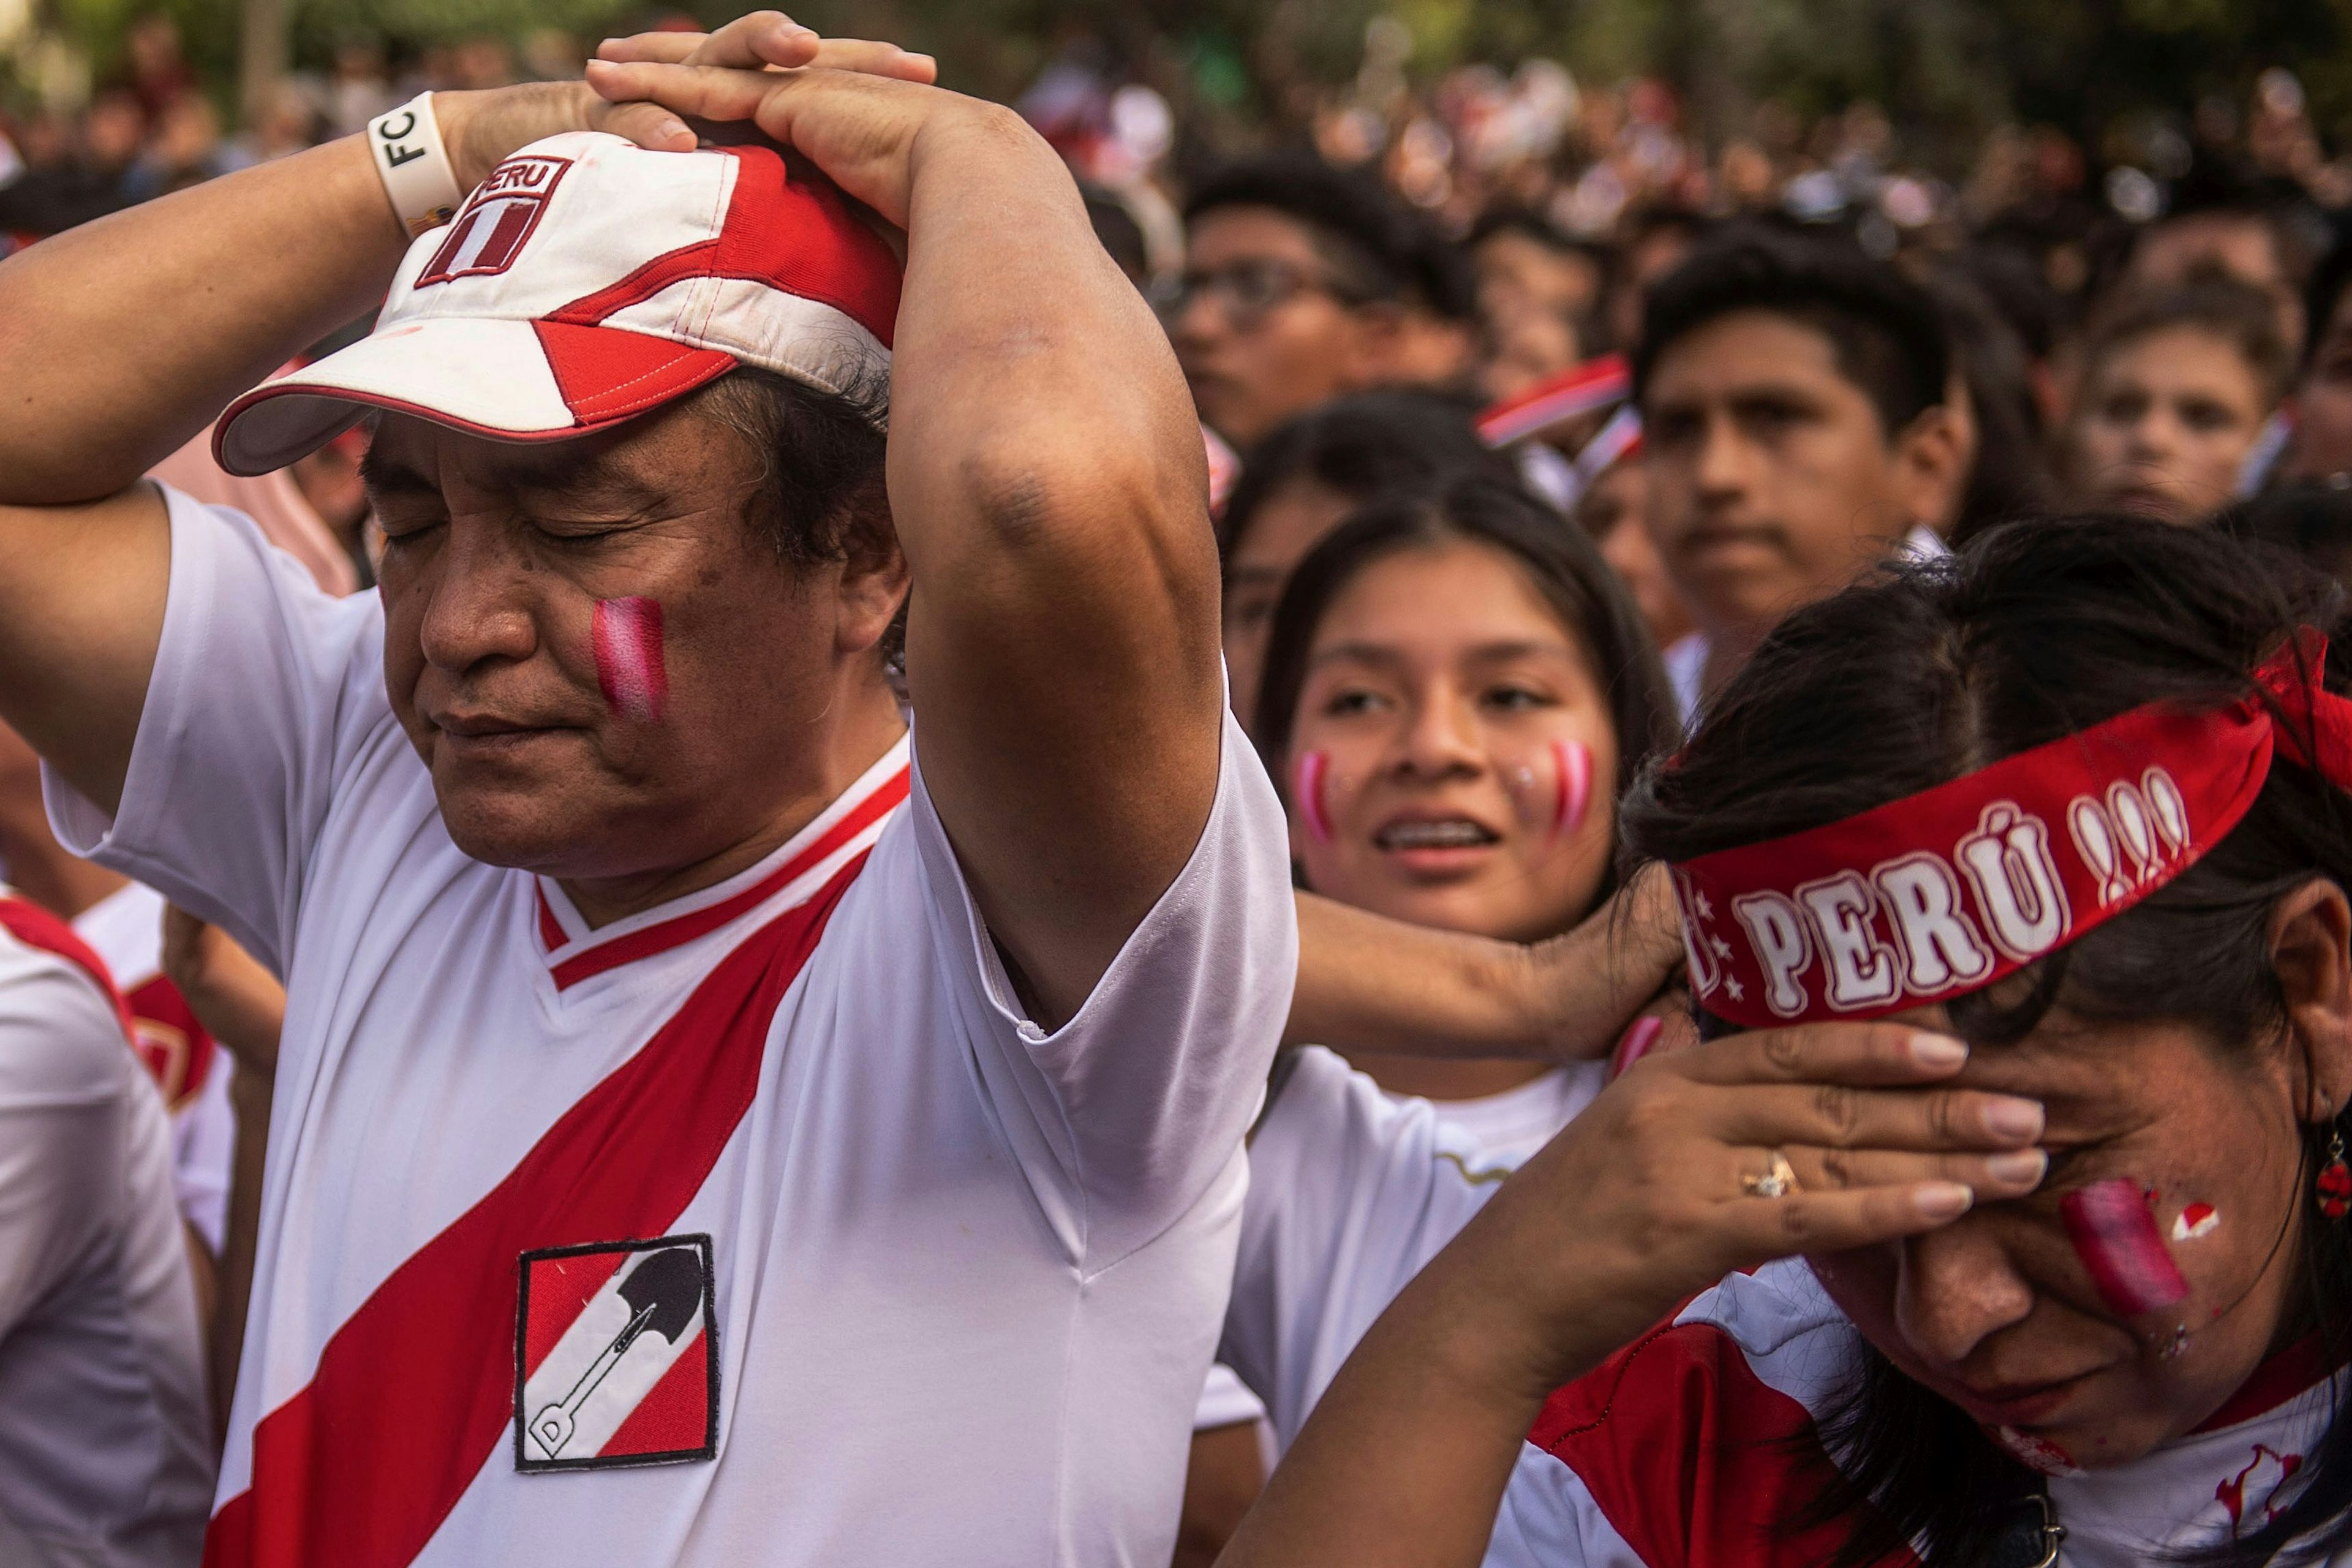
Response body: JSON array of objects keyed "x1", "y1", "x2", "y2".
[{"x1": 1672, "y1": 630, "x2": 2352, "y2": 1028}]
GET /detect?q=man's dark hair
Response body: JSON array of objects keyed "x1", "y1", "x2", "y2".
[
  {"x1": 2306, "y1": 228, "x2": 2352, "y2": 369},
  {"x1": 2081, "y1": 275, "x2": 2294, "y2": 409},
  {"x1": 688, "y1": 366, "x2": 901, "y2": 661},
  {"x1": 1929, "y1": 268, "x2": 2053, "y2": 545},
  {"x1": 1467, "y1": 206, "x2": 1605, "y2": 271},
  {"x1": 1081, "y1": 184, "x2": 1150, "y2": 284},
  {"x1": 1218, "y1": 389, "x2": 1512, "y2": 560},
  {"x1": 1624, "y1": 516, "x2": 2352, "y2": 1567},
  {"x1": 1633, "y1": 228, "x2": 1951, "y2": 439},
  {"x1": 1185, "y1": 152, "x2": 1476, "y2": 322}
]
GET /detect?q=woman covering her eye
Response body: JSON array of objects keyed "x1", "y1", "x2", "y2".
[
  {"x1": 1219, "y1": 516, "x2": 2352, "y2": 1568},
  {"x1": 1180, "y1": 472, "x2": 1675, "y2": 1552}
]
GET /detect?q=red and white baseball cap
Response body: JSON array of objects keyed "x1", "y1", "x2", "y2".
[{"x1": 214, "y1": 130, "x2": 902, "y2": 477}]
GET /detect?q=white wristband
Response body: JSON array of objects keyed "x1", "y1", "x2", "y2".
[{"x1": 368, "y1": 93, "x2": 464, "y2": 238}]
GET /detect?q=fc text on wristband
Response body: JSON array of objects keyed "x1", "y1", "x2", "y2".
[{"x1": 369, "y1": 93, "x2": 464, "y2": 239}]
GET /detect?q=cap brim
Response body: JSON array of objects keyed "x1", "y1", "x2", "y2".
[{"x1": 214, "y1": 317, "x2": 737, "y2": 477}]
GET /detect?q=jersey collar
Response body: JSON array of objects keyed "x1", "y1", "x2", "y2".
[{"x1": 533, "y1": 735, "x2": 912, "y2": 991}]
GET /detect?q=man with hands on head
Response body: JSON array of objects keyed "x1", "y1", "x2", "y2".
[{"x1": 0, "y1": 20, "x2": 1305, "y2": 1566}]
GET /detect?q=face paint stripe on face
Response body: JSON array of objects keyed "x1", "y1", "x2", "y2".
[
  {"x1": 593, "y1": 597, "x2": 668, "y2": 723},
  {"x1": 1553, "y1": 738, "x2": 1593, "y2": 840},
  {"x1": 2061, "y1": 1178, "x2": 2190, "y2": 1318},
  {"x1": 1296, "y1": 752, "x2": 1334, "y2": 845}
]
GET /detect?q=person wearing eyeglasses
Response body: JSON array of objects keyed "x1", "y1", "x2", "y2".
[{"x1": 1163, "y1": 153, "x2": 1479, "y2": 451}]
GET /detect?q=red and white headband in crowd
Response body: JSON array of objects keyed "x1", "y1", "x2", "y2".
[
  {"x1": 1673, "y1": 630, "x2": 2352, "y2": 1028},
  {"x1": 1476, "y1": 354, "x2": 1631, "y2": 447},
  {"x1": 214, "y1": 131, "x2": 902, "y2": 476}
]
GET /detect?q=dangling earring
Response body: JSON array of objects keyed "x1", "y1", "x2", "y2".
[{"x1": 2318, "y1": 1129, "x2": 2351, "y2": 1220}]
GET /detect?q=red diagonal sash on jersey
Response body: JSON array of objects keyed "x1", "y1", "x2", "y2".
[
  {"x1": 542, "y1": 766, "x2": 908, "y2": 990},
  {"x1": 201, "y1": 850, "x2": 874, "y2": 1568},
  {"x1": 0, "y1": 895, "x2": 137, "y2": 1041}
]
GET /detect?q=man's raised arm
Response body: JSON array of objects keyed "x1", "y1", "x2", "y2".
[
  {"x1": 0, "y1": 83, "x2": 722, "y2": 814},
  {"x1": 590, "y1": 36, "x2": 1225, "y2": 1026}
]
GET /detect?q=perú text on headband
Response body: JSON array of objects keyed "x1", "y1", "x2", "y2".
[{"x1": 1672, "y1": 629, "x2": 2352, "y2": 1029}]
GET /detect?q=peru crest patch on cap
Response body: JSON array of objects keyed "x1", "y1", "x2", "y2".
[{"x1": 514, "y1": 1234, "x2": 717, "y2": 1472}]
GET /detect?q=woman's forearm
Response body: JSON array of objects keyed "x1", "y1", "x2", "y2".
[
  {"x1": 1286, "y1": 871, "x2": 1680, "y2": 1059},
  {"x1": 1218, "y1": 1229, "x2": 1585, "y2": 1568}
]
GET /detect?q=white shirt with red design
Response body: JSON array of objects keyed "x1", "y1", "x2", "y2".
[
  {"x1": 1486, "y1": 1258, "x2": 2346, "y2": 1567},
  {"x1": 0, "y1": 891, "x2": 213, "y2": 1566},
  {"x1": 46, "y1": 486, "x2": 1297, "y2": 1568},
  {"x1": 74, "y1": 879, "x2": 239, "y2": 1253}
]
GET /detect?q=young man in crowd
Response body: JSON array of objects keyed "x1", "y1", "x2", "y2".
[
  {"x1": 2060, "y1": 277, "x2": 2291, "y2": 525},
  {"x1": 0, "y1": 21, "x2": 1302, "y2": 1565},
  {"x1": 1634, "y1": 230, "x2": 1966, "y2": 718},
  {"x1": 1167, "y1": 151, "x2": 1478, "y2": 451}
]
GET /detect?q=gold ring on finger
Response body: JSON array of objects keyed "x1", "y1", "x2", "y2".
[{"x1": 1741, "y1": 1148, "x2": 1800, "y2": 1200}]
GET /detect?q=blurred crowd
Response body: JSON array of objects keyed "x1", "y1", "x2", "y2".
[{"x1": 13, "y1": 15, "x2": 2352, "y2": 1566}]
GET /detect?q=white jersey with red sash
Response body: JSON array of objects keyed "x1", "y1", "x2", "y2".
[
  {"x1": 45, "y1": 486, "x2": 1297, "y2": 1567},
  {"x1": 0, "y1": 891, "x2": 213, "y2": 1566},
  {"x1": 1486, "y1": 1259, "x2": 2348, "y2": 1567},
  {"x1": 75, "y1": 879, "x2": 239, "y2": 1253}
]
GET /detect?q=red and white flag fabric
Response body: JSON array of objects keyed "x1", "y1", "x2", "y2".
[{"x1": 1476, "y1": 355, "x2": 1632, "y2": 448}]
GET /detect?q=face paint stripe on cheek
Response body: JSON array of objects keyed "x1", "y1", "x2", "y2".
[
  {"x1": 592, "y1": 597, "x2": 668, "y2": 723},
  {"x1": 1295, "y1": 752, "x2": 1334, "y2": 845},
  {"x1": 1553, "y1": 739, "x2": 1593, "y2": 840},
  {"x1": 2060, "y1": 1177, "x2": 2190, "y2": 1318}
]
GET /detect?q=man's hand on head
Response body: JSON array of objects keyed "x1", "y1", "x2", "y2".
[
  {"x1": 584, "y1": 14, "x2": 1000, "y2": 230},
  {"x1": 431, "y1": 15, "x2": 937, "y2": 195}
]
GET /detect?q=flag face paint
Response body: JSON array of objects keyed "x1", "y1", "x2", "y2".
[
  {"x1": 1609, "y1": 1015, "x2": 1664, "y2": 1077},
  {"x1": 2173, "y1": 1202, "x2": 2220, "y2": 1242},
  {"x1": 1552, "y1": 739, "x2": 1593, "y2": 840},
  {"x1": 2060, "y1": 1178, "x2": 2190, "y2": 1317},
  {"x1": 592, "y1": 597, "x2": 668, "y2": 722},
  {"x1": 1295, "y1": 752, "x2": 1335, "y2": 844},
  {"x1": 1990, "y1": 1424, "x2": 2081, "y2": 1477}
]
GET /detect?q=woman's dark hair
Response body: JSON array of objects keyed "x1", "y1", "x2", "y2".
[
  {"x1": 1218, "y1": 389, "x2": 1513, "y2": 562},
  {"x1": 1253, "y1": 472, "x2": 1678, "y2": 905},
  {"x1": 2222, "y1": 484, "x2": 2352, "y2": 593},
  {"x1": 1622, "y1": 516, "x2": 2352, "y2": 1567}
]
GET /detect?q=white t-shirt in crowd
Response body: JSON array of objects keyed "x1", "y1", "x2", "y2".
[
  {"x1": 1190, "y1": 1057, "x2": 1603, "y2": 1439},
  {"x1": 48, "y1": 486, "x2": 1298, "y2": 1568},
  {"x1": 74, "y1": 880, "x2": 239, "y2": 1254},
  {"x1": 0, "y1": 892, "x2": 213, "y2": 1567},
  {"x1": 1216, "y1": 1047, "x2": 1526, "y2": 1452},
  {"x1": 1427, "y1": 1064, "x2": 1605, "y2": 1167}
]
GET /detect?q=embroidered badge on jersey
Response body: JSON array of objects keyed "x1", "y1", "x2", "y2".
[{"x1": 515, "y1": 1234, "x2": 718, "y2": 1472}]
